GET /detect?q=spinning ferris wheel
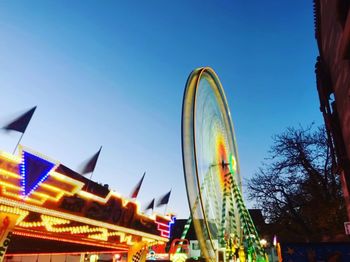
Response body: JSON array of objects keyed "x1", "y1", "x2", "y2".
[{"x1": 181, "y1": 67, "x2": 266, "y2": 261}]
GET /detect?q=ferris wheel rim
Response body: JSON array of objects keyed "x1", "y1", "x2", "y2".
[{"x1": 182, "y1": 67, "x2": 241, "y2": 257}]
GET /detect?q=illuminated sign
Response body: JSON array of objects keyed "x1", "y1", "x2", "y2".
[
  {"x1": 0, "y1": 146, "x2": 174, "y2": 251},
  {"x1": 155, "y1": 216, "x2": 175, "y2": 238},
  {"x1": 0, "y1": 212, "x2": 21, "y2": 262}
]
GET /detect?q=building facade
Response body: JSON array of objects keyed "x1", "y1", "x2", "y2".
[{"x1": 314, "y1": 0, "x2": 350, "y2": 218}]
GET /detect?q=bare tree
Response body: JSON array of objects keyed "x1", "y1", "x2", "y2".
[{"x1": 248, "y1": 125, "x2": 346, "y2": 242}]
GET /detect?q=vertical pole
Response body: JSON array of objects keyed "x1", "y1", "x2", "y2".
[
  {"x1": 13, "y1": 133, "x2": 24, "y2": 154},
  {"x1": 164, "y1": 203, "x2": 168, "y2": 215},
  {"x1": 85, "y1": 171, "x2": 95, "y2": 192}
]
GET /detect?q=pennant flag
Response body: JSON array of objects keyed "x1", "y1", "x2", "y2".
[
  {"x1": 144, "y1": 198, "x2": 155, "y2": 211},
  {"x1": 156, "y1": 190, "x2": 171, "y2": 207},
  {"x1": 21, "y1": 150, "x2": 56, "y2": 197},
  {"x1": 130, "y1": 172, "x2": 146, "y2": 198},
  {"x1": 3, "y1": 106, "x2": 37, "y2": 133},
  {"x1": 80, "y1": 146, "x2": 102, "y2": 175}
]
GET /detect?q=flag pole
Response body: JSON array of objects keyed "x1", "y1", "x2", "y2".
[
  {"x1": 85, "y1": 170, "x2": 94, "y2": 192},
  {"x1": 81, "y1": 146, "x2": 102, "y2": 193},
  {"x1": 164, "y1": 203, "x2": 168, "y2": 215},
  {"x1": 89, "y1": 170, "x2": 95, "y2": 181},
  {"x1": 13, "y1": 132, "x2": 24, "y2": 154}
]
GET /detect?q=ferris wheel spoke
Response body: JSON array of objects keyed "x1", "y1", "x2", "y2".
[{"x1": 208, "y1": 168, "x2": 221, "y2": 226}]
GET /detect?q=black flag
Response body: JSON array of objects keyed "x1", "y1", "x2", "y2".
[
  {"x1": 144, "y1": 198, "x2": 155, "y2": 211},
  {"x1": 156, "y1": 190, "x2": 171, "y2": 207},
  {"x1": 80, "y1": 146, "x2": 102, "y2": 175},
  {"x1": 3, "y1": 106, "x2": 37, "y2": 133},
  {"x1": 130, "y1": 172, "x2": 146, "y2": 198}
]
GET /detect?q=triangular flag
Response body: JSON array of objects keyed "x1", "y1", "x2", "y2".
[
  {"x1": 80, "y1": 146, "x2": 102, "y2": 175},
  {"x1": 144, "y1": 198, "x2": 155, "y2": 211},
  {"x1": 156, "y1": 190, "x2": 171, "y2": 207},
  {"x1": 3, "y1": 106, "x2": 37, "y2": 133},
  {"x1": 21, "y1": 150, "x2": 56, "y2": 197},
  {"x1": 130, "y1": 172, "x2": 146, "y2": 198}
]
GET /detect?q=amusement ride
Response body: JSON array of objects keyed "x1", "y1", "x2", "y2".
[
  {"x1": 0, "y1": 67, "x2": 269, "y2": 262},
  {"x1": 181, "y1": 67, "x2": 266, "y2": 261}
]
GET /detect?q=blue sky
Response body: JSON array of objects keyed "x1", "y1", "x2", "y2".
[{"x1": 0, "y1": 1, "x2": 321, "y2": 218}]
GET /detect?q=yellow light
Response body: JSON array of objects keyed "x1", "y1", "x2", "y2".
[
  {"x1": 50, "y1": 171, "x2": 85, "y2": 194},
  {"x1": 19, "y1": 145, "x2": 58, "y2": 167},
  {"x1": 0, "y1": 165, "x2": 85, "y2": 205},
  {"x1": 170, "y1": 253, "x2": 188, "y2": 262},
  {"x1": 78, "y1": 190, "x2": 111, "y2": 203},
  {"x1": 0, "y1": 150, "x2": 21, "y2": 163},
  {"x1": 0, "y1": 147, "x2": 174, "y2": 245},
  {"x1": 0, "y1": 181, "x2": 21, "y2": 190},
  {"x1": 108, "y1": 231, "x2": 134, "y2": 245},
  {"x1": 19, "y1": 221, "x2": 44, "y2": 228},
  {"x1": 0, "y1": 150, "x2": 171, "y2": 224},
  {"x1": 13, "y1": 231, "x2": 129, "y2": 251},
  {"x1": 0, "y1": 197, "x2": 168, "y2": 242},
  {"x1": 9, "y1": 250, "x2": 122, "y2": 257},
  {"x1": 88, "y1": 228, "x2": 108, "y2": 241},
  {"x1": 0, "y1": 205, "x2": 29, "y2": 224},
  {"x1": 0, "y1": 168, "x2": 21, "y2": 179},
  {"x1": 141, "y1": 237, "x2": 156, "y2": 243},
  {"x1": 90, "y1": 254, "x2": 99, "y2": 262},
  {"x1": 260, "y1": 239, "x2": 267, "y2": 248},
  {"x1": 2, "y1": 187, "x2": 48, "y2": 205},
  {"x1": 24, "y1": 214, "x2": 126, "y2": 242},
  {"x1": 40, "y1": 183, "x2": 64, "y2": 192}
]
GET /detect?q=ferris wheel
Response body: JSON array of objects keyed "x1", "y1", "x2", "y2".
[{"x1": 181, "y1": 67, "x2": 265, "y2": 261}]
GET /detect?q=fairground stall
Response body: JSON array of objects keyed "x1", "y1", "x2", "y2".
[{"x1": 0, "y1": 146, "x2": 174, "y2": 262}]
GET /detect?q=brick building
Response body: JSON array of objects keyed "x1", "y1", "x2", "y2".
[{"x1": 314, "y1": 0, "x2": 350, "y2": 217}]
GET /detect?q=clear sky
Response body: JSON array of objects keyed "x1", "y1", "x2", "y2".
[{"x1": 0, "y1": 1, "x2": 321, "y2": 218}]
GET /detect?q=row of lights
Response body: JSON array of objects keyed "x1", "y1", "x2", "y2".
[
  {"x1": 0, "y1": 204, "x2": 29, "y2": 224},
  {"x1": 17, "y1": 213, "x2": 142, "y2": 245},
  {"x1": 1, "y1": 148, "x2": 174, "y2": 242},
  {"x1": 0, "y1": 197, "x2": 168, "y2": 242},
  {"x1": 13, "y1": 231, "x2": 129, "y2": 251}
]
